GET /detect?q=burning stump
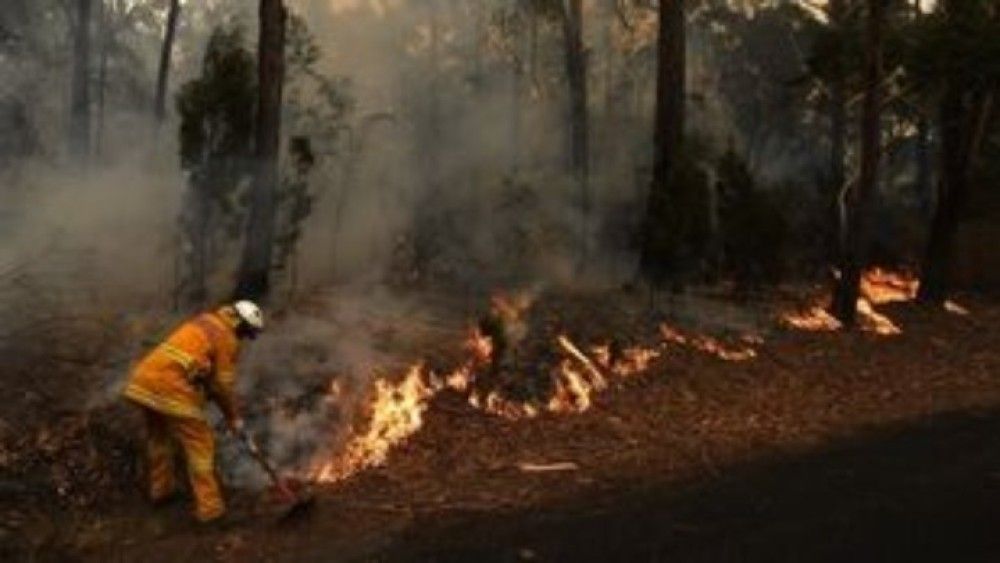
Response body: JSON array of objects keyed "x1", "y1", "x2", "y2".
[{"x1": 472, "y1": 292, "x2": 564, "y2": 404}]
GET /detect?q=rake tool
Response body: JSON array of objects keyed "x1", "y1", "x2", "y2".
[{"x1": 236, "y1": 428, "x2": 316, "y2": 521}]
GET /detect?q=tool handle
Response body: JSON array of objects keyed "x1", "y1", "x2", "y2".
[{"x1": 237, "y1": 430, "x2": 285, "y2": 487}]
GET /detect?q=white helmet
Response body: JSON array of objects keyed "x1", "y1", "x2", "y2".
[{"x1": 233, "y1": 300, "x2": 265, "y2": 331}]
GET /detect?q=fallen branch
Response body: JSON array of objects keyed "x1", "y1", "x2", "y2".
[
  {"x1": 518, "y1": 461, "x2": 579, "y2": 473},
  {"x1": 557, "y1": 335, "x2": 607, "y2": 388}
]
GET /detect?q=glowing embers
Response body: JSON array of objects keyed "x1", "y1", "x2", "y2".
[
  {"x1": 659, "y1": 324, "x2": 758, "y2": 361},
  {"x1": 590, "y1": 343, "x2": 662, "y2": 377},
  {"x1": 861, "y1": 267, "x2": 919, "y2": 304},
  {"x1": 856, "y1": 298, "x2": 902, "y2": 335},
  {"x1": 859, "y1": 268, "x2": 971, "y2": 318},
  {"x1": 781, "y1": 299, "x2": 901, "y2": 335},
  {"x1": 468, "y1": 390, "x2": 539, "y2": 420},
  {"x1": 782, "y1": 305, "x2": 842, "y2": 332},
  {"x1": 782, "y1": 268, "x2": 916, "y2": 336}
]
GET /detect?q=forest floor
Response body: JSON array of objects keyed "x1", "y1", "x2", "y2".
[{"x1": 2, "y1": 287, "x2": 1000, "y2": 562}]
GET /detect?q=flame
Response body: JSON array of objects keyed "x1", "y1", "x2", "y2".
[
  {"x1": 782, "y1": 268, "x2": 923, "y2": 335},
  {"x1": 856, "y1": 298, "x2": 902, "y2": 335},
  {"x1": 591, "y1": 344, "x2": 662, "y2": 377},
  {"x1": 312, "y1": 364, "x2": 434, "y2": 483},
  {"x1": 860, "y1": 268, "x2": 919, "y2": 304},
  {"x1": 782, "y1": 306, "x2": 842, "y2": 331},
  {"x1": 465, "y1": 326, "x2": 493, "y2": 364},
  {"x1": 309, "y1": 295, "x2": 768, "y2": 483},
  {"x1": 306, "y1": 277, "x2": 970, "y2": 485},
  {"x1": 469, "y1": 391, "x2": 539, "y2": 420},
  {"x1": 557, "y1": 335, "x2": 609, "y2": 388},
  {"x1": 548, "y1": 360, "x2": 599, "y2": 413},
  {"x1": 659, "y1": 324, "x2": 758, "y2": 361},
  {"x1": 781, "y1": 298, "x2": 900, "y2": 335},
  {"x1": 445, "y1": 366, "x2": 472, "y2": 393},
  {"x1": 614, "y1": 346, "x2": 661, "y2": 375}
]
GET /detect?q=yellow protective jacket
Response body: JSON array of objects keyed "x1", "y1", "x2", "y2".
[{"x1": 124, "y1": 307, "x2": 242, "y2": 422}]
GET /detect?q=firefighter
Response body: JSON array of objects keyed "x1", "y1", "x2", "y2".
[{"x1": 122, "y1": 300, "x2": 264, "y2": 522}]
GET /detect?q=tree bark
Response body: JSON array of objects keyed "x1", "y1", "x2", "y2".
[
  {"x1": 509, "y1": 0, "x2": 524, "y2": 173},
  {"x1": 562, "y1": 0, "x2": 589, "y2": 181},
  {"x1": 916, "y1": 0, "x2": 996, "y2": 304},
  {"x1": 561, "y1": 0, "x2": 590, "y2": 262},
  {"x1": 600, "y1": 0, "x2": 617, "y2": 175},
  {"x1": 154, "y1": 0, "x2": 181, "y2": 123},
  {"x1": 827, "y1": 0, "x2": 847, "y2": 264},
  {"x1": 915, "y1": 115, "x2": 932, "y2": 214},
  {"x1": 234, "y1": 0, "x2": 286, "y2": 301},
  {"x1": 831, "y1": 0, "x2": 884, "y2": 326},
  {"x1": 917, "y1": 87, "x2": 994, "y2": 304},
  {"x1": 425, "y1": 2, "x2": 442, "y2": 188},
  {"x1": 911, "y1": 0, "x2": 933, "y2": 219},
  {"x1": 69, "y1": 0, "x2": 92, "y2": 159},
  {"x1": 95, "y1": 0, "x2": 108, "y2": 155},
  {"x1": 639, "y1": 0, "x2": 685, "y2": 282}
]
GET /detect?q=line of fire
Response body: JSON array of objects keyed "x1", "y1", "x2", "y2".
[{"x1": 1, "y1": 0, "x2": 999, "y2": 561}]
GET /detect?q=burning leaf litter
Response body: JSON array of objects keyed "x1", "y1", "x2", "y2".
[
  {"x1": 307, "y1": 295, "x2": 767, "y2": 483},
  {"x1": 307, "y1": 271, "x2": 971, "y2": 485},
  {"x1": 781, "y1": 268, "x2": 971, "y2": 335}
]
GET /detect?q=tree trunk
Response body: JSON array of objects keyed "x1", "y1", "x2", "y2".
[
  {"x1": 603, "y1": 0, "x2": 615, "y2": 120},
  {"x1": 600, "y1": 0, "x2": 617, "y2": 174},
  {"x1": 95, "y1": 0, "x2": 108, "y2": 156},
  {"x1": 234, "y1": 0, "x2": 286, "y2": 301},
  {"x1": 831, "y1": 0, "x2": 884, "y2": 327},
  {"x1": 915, "y1": 115, "x2": 932, "y2": 213},
  {"x1": 562, "y1": 0, "x2": 589, "y2": 180},
  {"x1": 69, "y1": 0, "x2": 92, "y2": 159},
  {"x1": 154, "y1": 0, "x2": 181, "y2": 123},
  {"x1": 827, "y1": 0, "x2": 847, "y2": 264},
  {"x1": 529, "y1": 6, "x2": 538, "y2": 95},
  {"x1": 561, "y1": 0, "x2": 590, "y2": 261},
  {"x1": 471, "y1": 1, "x2": 484, "y2": 93},
  {"x1": 912, "y1": 0, "x2": 933, "y2": 219},
  {"x1": 639, "y1": 0, "x2": 685, "y2": 282},
  {"x1": 509, "y1": 0, "x2": 524, "y2": 173},
  {"x1": 425, "y1": 2, "x2": 442, "y2": 188},
  {"x1": 917, "y1": 88, "x2": 994, "y2": 304},
  {"x1": 916, "y1": 0, "x2": 996, "y2": 305}
]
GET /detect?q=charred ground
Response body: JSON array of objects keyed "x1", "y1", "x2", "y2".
[{"x1": 1, "y1": 288, "x2": 999, "y2": 562}]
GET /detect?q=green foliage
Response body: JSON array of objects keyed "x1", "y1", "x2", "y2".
[
  {"x1": 174, "y1": 25, "x2": 256, "y2": 304},
  {"x1": 176, "y1": 25, "x2": 256, "y2": 224}
]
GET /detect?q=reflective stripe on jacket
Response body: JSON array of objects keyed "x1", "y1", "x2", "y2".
[{"x1": 123, "y1": 307, "x2": 241, "y2": 421}]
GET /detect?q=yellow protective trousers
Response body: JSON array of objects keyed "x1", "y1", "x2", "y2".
[{"x1": 142, "y1": 408, "x2": 225, "y2": 521}]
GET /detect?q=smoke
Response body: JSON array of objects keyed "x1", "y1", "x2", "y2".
[
  {"x1": 222, "y1": 284, "x2": 474, "y2": 485},
  {"x1": 0, "y1": 154, "x2": 181, "y2": 301},
  {"x1": 286, "y1": 0, "x2": 648, "y2": 290},
  {"x1": 0, "y1": 0, "x2": 841, "y2": 491}
]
